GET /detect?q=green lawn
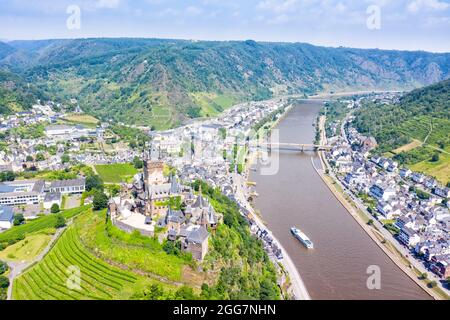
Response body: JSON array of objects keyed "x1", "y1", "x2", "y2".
[
  {"x1": 61, "y1": 113, "x2": 99, "y2": 128},
  {"x1": 0, "y1": 206, "x2": 89, "y2": 246},
  {"x1": 410, "y1": 148, "x2": 450, "y2": 185},
  {"x1": 0, "y1": 232, "x2": 53, "y2": 262},
  {"x1": 190, "y1": 92, "x2": 235, "y2": 117},
  {"x1": 94, "y1": 163, "x2": 139, "y2": 183}
]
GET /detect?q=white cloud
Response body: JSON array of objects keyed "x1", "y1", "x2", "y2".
[
  {"x1": 407, "y1": 0, "x2": 450, "y2": 13},
  {"x1": 268, "y1": 14, "x2": 290, "y2": 24},
  {"x1": 95, "y1": 0, "x2": 121, "y2": 9},
  {"x1": 257, "y1": 0, "x2": 299, "y2": 14},
  {"x1": 186, "y1": 6, "x2": 204, "y2": 16}
]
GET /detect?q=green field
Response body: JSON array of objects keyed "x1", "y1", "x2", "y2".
[
  {"x1": 0, "y1": 206, "x2": 88, "y2": 246},
  {"x1": 410, "y1": 148, "x2": 450, "y2": 185},
  {"x1": 94, "y1": 163, "x2": 139, "y2": 183},
  {"x1": 61, "y1": 113, "x2": 99, "y2": 128},
  {"x1": 190, "y1": 92, "x2": 235, "y2": 117},
  {"x1": 0, "y1": 232, "x2": 53, "y2": 262},
  {"x1": 12, "y1": 227, "x2": 139, "y2": 300}
]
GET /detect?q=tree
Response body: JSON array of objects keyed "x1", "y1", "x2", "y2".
[
  {"x1": 0, "y1": 261, "x2": 8, "y2": 275},
  {"x1": 54, "y1": 214, "x2": 66, "y2": 228},
  {"x1": 13, "y1": 214, "x2": 25, "y2": 226},
  {"x1": 174, "y1": 286, "x2": 196, "y2": 300},
  {"x1": 421, "y1": 272, "x2": 428, "y2": 280},
  {"x1": 50, "y1": 203, "x2": 60, "y2": 214},
  {"x1": 93, "y1": 190, "x2": 108, "y2": 210},
  {"x1": 133, "y1": 156, "x2": 143, "y2": 169},
  {"x1": 35, "y1": 153, "x2": 45, "y2": 162},
  {"x1": 106, "y1": 184, "x2": 120, "y2": 197},
  {"x1": 431, "y1": 153, "x2": 440, "y2": 162},
  {"x1": 428, "y1": 281, "x2": 437, "y2": 288},
  {"x1": 144, "y1": 284, "x2": 166, "y2": 300},
  {"x1": 26, "y1": 155, "x2": 34, "y2": 162},
  {"x1": 259, "y1": 278, "x2": 279, "y2": 300},
  {"x1": 0, "y1": 276, "x2": 9, "y2": 288},
  {"x1": 0, "y1": 171, "x2": 15, "y2": 182},
  {"x1": 61, "y1": 154, "x2": 70, "y2": 164},
  {"x1": 85, "y1": 174, "x2": 104, "y2": 192}
]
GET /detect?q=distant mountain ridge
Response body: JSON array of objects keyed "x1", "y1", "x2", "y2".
[{"x1": 0, "y1": 38, "x2": 449, "y2": 129}]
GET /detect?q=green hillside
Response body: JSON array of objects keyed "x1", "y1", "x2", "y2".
[
  {"x1": 1, "y1": 38, "x2": 450, "y2": 128},
  {"x1": 353, "y1": 79, "x2": 450, "y2": 183},
  {"x1": 0, "y1": 70, "x2": 45, "y2": 114}
]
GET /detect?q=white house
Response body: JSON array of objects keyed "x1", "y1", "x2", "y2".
[
  {"x1": 398, "y1": 227, "x2": 421, "y2": 247},
  {"x1": 399, "y1": 168, "x2": 412, "y2": 179},
  {"x1": 43, "y1": 192, "x2": 62, "y2": 210},
  {"x1": 370, "y1": 184, "x2": 396, "y2": 201},
  {"x1": 0, "y1": 205, "x2": 14, "y2": 229},
  {"x1": 0, "y1": 180, "x2": 45, "y2": 206},
  {"x1": 49, "y1": 178, "x2": 85, "y2": 195},
  {"x1": 434, "y1": 187, "x2": 450, "y2": 199}
]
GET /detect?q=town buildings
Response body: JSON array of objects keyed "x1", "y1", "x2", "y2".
[
  {"x1": 326, "y1": 97, "x2": 450, "y2": 281},
  {"x1": 0, "y1": 180, "x2": 45, "y2": 206}
]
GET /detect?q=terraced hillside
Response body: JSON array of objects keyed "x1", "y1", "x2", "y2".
[
  {"x1": 12, "y1": 227, "x2": 138, "y2": 300},
  {"x1": 353, "y1": 79, "x2": 450, "y2": 184}
]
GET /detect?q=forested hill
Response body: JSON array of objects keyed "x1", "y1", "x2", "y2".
[
  {"x1": 0, "y1": 70, "x2": 45, "y2": 114},
  {"x1": 1, "y1": 38, "x2": 450, "y2": 128},
  {"x1": 398, "y1": 79, "x2": 450, "y2": 119},
  {"x1": 355, "y1": 80, "x2": 450, "y2": 159}
]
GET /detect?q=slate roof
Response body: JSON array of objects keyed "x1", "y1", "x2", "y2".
[
  {"x1": 0, "y1": 205, "x2": 14, "y2": 222},
  {"x1": 187, "y1": 226, "x2": 209, "y2": 244},
  {"x1": 167, "y1": 208, "x2": 185, "y2": 224},
  {"x1": 192, "y1": 195, "x2": 208, "y2": 209},
  {"x1": 50, "y1": 178, "x2": 85, "y2": 188},
  {"x1": 44, "y1": 192, "x2": 61, "y2": 202}
]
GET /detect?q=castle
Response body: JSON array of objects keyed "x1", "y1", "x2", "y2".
[{"x1": 108, "y1": 154, "x2": 222, "y2": 261}]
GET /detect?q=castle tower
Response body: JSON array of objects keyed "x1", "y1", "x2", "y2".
[{"x1": 143, "y1": 159, "x2": 165, "y2": 187}]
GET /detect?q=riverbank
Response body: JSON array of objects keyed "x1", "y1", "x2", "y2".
[
  {"x1": 238, "y1": 102, "x2": 311, "y2": 300},
  {"x1": 234, "y1": 172, "x2": 311, "y2": 300},
  {"x1": 315, "y1": 116, "x2": 445, "y2": 300}
]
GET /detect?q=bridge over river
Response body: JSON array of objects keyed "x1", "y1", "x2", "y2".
[{"x1": 252, "y1": 142, "x2": 332, "y2": 152}]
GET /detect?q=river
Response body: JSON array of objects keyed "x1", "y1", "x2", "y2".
[{"x1": 250, "y1": 100, "x2": 431, "y2": 300}]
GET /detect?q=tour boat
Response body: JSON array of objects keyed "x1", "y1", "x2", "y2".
[{"x1": 291, "y1": 227, "x2": 314, "y2": 249}]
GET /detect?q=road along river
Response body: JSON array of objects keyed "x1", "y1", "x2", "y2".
[{"x1": 250, "y1": 100, "x2": 431, "y2": 300}]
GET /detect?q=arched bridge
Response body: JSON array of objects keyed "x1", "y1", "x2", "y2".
[{"x1": 253, "y1": 142, "x2": 332, "y2": 152}]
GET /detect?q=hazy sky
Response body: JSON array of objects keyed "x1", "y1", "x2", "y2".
[{"x1": 1, "y1": 0, "x2": 450, "y2": 52}]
